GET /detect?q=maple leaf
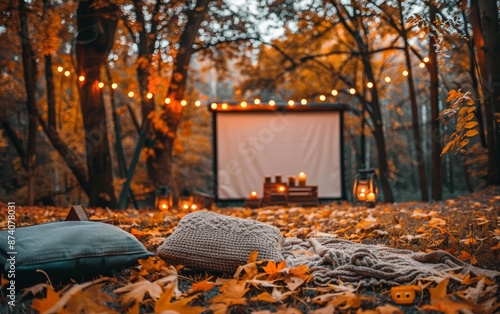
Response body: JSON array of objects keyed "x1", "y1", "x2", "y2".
[
  {"x1": 31, "y1": 285, "x2": 61, "y2": 313},
  {"x1": 21, "y1": 282, "x2": 48, "y2": 298},
  {"x1": 209, "y1": 279, "x2": 248, "y2": 307},
  {"x1": 189, "y1": 276, "x2": 216, "y2": 293},
  {"x1": 420, "y1": 296, "x2": 475, "y2": 314},
  {"x1": 250, "y1": 291, "x2": 277, "y2": 303},
  {"x1": 64, "y1": 283, "x2": 117, "y2": 314},
  {"x1": 428, "y1": 278, "x2": 449, "y2": 304},
  {"x1": 114, "y1": 277, "x2": 162, "y2": 305},
  {"x1": 374, "y1": 304, "x2": 404, "y2": 314},
  {"x1": 263, "y1": 260, "x2": 287, "y2": 279},
  {"x1": 155, "y1": 284, "x2": 205, "y2": 314}
]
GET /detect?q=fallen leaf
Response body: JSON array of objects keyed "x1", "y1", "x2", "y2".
[
  {"x1": 250, "y1": 291, "x2": 277, "y2": 303},
  {"x1": 189, "y1": 276, "x2": 216, "y2": 293},
  {"x1": 263, "y1": 260, "x2": 287, "y2": 278},
  {"x1": 114, "y1": 277, "x2": 162, "y2": 305},
  {"x1": 375, "y1": 304, "x2": 404, "y2": 314},
  {"x1": 31, "y1": 286, "x2": 61, "y2": 313},
  {"x1": 428, "y1": 278, "x2": 449, "y2": 304},
  {"x1": 210, "y1": 279, "x2": 248, "y2": 306},
  {"x1": 155, "y1": 284, "x2": 205, "y2": 314},
  {"x1": 420, "y1": 296, "x2": 475, "y2": 314}
]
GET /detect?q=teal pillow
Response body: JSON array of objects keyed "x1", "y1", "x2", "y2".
[{"x1": 0, "y1": 221, "x2": 153, "y2": 286}]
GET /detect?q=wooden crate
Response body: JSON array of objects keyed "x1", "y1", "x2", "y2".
[
  {"x1": 263, "y1": 182, "x2": 289, "y2": 205},
  {"x1": 287, "y1": 185, "x2": 318, "y2": 207},
  {"x1": 243, "y1": 198, "x2": 262, "y2": 209}
]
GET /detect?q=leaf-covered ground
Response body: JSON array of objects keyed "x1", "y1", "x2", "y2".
[{"x1": 2, "y1": 186, "x2": 500, "y2": 313}]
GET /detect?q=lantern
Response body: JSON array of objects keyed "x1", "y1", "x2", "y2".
[
  {"x1": 352, "y1": 169, "x2": 378, "y2": 204},
  {"x1": 155, "y1": 186, "x2": 173, "y2": 211},
  {"x1": 178, "y1": 188, "x2": 194, "y2": 210}
]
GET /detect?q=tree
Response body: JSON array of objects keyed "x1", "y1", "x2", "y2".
[
  {"x1": 470, "y1": 0, "x2": 500, "y2": 185},
  {"x1": 76, "y1": 0, "x2": 119, "y2": 207}
]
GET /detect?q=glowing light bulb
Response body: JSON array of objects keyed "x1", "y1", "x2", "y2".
[
  {"x1": 423, "y1": 57, "x2": 429, "y2": 63},
  {"x1": 98, "y1": 82, "x2": 104, "y2": 88},
  {"x1": 288, "y1": 100, "x2": 295, "y2": 107},
  {"x1": 221, "y1": 103, "x2": 228, "y2": 110},
  {"x1": 384, "y1": 76, "x2": 391, "y2": 83},
  {"x1": 64, "y1": 71, "x2": 70, "y2": 77},
  {"x1": 331, "y1": 89, "x2": 338, "y2": 96},
  {"x1": 165, "y1": 98, "x2": 171, "y2": 104},
  {"x1": 111, "y1": 83, "x2": 118, "y2": 89},
  {"x1": 349, "y1": 88, "x2": 356, "y2": 94},
  {"x1": 419, "y1": 62, "x2": 425, "y2": 68},
  {"x1": 301, "y1": 99, "x2": 307, "y2": 105},
  {"x1": 254, "y1": 98, "x2": 261, "y2": 105},
  {"x1": 78, "y1": 75, "x2": 85, "y2": 82},
  {"x1": 57, "y1": 66, "x2": 63, "y2": 72},
  {"x1": 319, "y1": 95, "x2": 326, "y2": 101},
  {"x1": 146, "y1": 92, "x2": 153, "y2": 99},
  {"x1": 161, "y1": 203, "x2": 167, "y2": 210},
  {"x1": 128, "y1": 91, "x2": 134, "y2": 98},
  {"x1": 240, "y1": 101, "x2": 248, "y2": 108},
  {"x1": 211, "y1": 103, "x2": 217, "y2": 109},
  {"x1": 181, "y1": 100, "x2": 187, "y2": 106},
  {"x1": 190, "y1": 204, "x2": 197, "y2": 210},
  {"x1": 195, "y1": 100, "x2": 201, "y2": 107},
  {"x1": 367, "y1": 82, "x2": 373, "y2": 88},
  {"x1": 403, "y1": 70, "x2": 409, "y2": 76},
  {"x1": 269, "y1": 100, "x2": 276, "y2": 106}
]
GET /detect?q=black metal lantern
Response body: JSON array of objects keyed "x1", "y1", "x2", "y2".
[
  {"x1": 155, "y1": 186, "x2": 173, "y2": 211},
  {"x1": 178, "y1": 188, "x2": 195, "y2": 210},
  {"x1": 352, "y1": 169, "x2": 378, "y2": 205}
]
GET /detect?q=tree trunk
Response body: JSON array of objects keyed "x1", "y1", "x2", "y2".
[
  {"x1": 76, "y1": 0, "x2": 118, "y2": 208},
  {"x1": 429, "y1": 3, "x2": 442, "y2": 200},
  {"x1": 398, "y1": 1, "x2": 429, "y2": 201},
  {"x1": 475, "y1": 0, "x2": 500, "y2": 185},
  {"x1": 18, "y1": 0, "x2": 37, "y2": 205},
  {"x1": 147, "y1": 0, "x2": 211, "y2": 199}
]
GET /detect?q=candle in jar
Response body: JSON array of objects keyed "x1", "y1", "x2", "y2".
[
  {"x1": 288, "y1": 176, "x2": 296, "y2": 186},
  {"x1": 250, "y1": 191, "x2": 258, "y2": 199},
  {"x1": 298, "y1": 172, "x2": 307, "y2": 186}
]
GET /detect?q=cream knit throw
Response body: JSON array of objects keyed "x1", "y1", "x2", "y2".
[
  {"x1": 157, "y1": 211, "x2": 284, "y2": 273},
  {"x1": 283, "y1": 237, "x2": 500, "y2": 286}
]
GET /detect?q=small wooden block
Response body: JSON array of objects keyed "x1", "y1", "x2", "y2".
[{"x1": 65, "y1": 205, "x2": 90, "y2": 221}]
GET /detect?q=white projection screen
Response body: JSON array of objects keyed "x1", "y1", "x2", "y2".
[{"x1": 214, "y1": 108, "x2": 344, "y2": 200}]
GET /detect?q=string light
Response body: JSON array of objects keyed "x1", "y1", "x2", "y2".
[
  {"x1": 128, "y1": 91, "x2": 134, "y2": 98},
  {"x1": 301, "y1": 99, "x2": 307, "y2": 105},
  {"x1": 211, "y1": 103, "x2": 217, "y2": 109},
  {"x1": 98, "y1": 82, "x2": 104, "y2": 88},
  {"x1": 331, "y1": 89, "x2": 338, "y2": 96},
  {"x1": 319, "y1": 95, "x2": 326, "y2": 101},
  {"x1": 181, "y1": 100, "x2": 187, "y2": 106},
  {"x1": 165, "y1": 98, "x2": 171, "y2": 104},
  {"x1": 403, "y1": 70, "x2": 409, "y2": 76},
  {"x1": 419, "y1": 62, "x2": 425, "y2": 68},
  {"x1": 423, "y1": 57, "x2": 429, "y2": 63},
  {"x1": 111, "y1": 83, "x2": 118, "y2": 89},
  {"x1": 240, "y1": 101, "x2": 248, "y2": 108},
  {"x1": 349, "y1": 88, "x2": 356, "y2": 94},
  {"x1": 384, "y1": 76, "x2": 391, "y2": 83},
  {"x1": 57, "y1": 66, "x2": 63, "y2": 73},
  {"x1": 367, "y1": 82, "x2": 373, "y2": 88},
  {"x1": 288, "y1": 100, "x2": 295, "y2": 107},
  {"x1": 64, "y1": 71, "x2": 70, "y2": 77},
  {"x1": 146, "y1": 92, "x2": 153, "y2": 99},
  {"x1": 269, "y1": 100, "x2": 276, "y2": 106},
  {"x1": 195, "y1": 100, "x2": 201, "y2": 107},
  {"x1": 254, "y1": 98, "x2": 261, "y2": 105},
  {"x1": 221, "y1": 103, "x2": 228, "y2": 110},
  {"x1": 78, "y1": 75, "x2": 85, "y2": 82}
]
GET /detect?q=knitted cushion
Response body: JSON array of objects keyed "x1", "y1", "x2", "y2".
[{"x1": 157, "y1": 211, "x2": 284, "y2": 273}]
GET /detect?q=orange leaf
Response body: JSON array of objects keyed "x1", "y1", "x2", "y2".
[
  {"x1": 210, "y1": 279, "x2": 248, "y2": 306},
  {"x1": 250, "y1": 291, "x2": 277, "y2": 303},
  {"x1": 31, "y1": 286, "x2": 61, "y2": 313},
  {"x1": 374, "y1": 304, "x2": 403, "y2": 314},
  {"x1": 458, "y1": 250, "x2": 471, "y2": 261},
  {"x1": 428, "y1": 278, "x2": 449, "y2": 304},
  {"x1": 490, "y1": 242, "x2": 500, "y2": 251},
  {"x1": 155, "y1": 284, "x2": 205, "y2": 314},
  {"x1": 421, "y1": 296, "x2": 474, "y2": 314},
  {"x1": 190, "y1": 276, "x2": 216, "y2": 293},
  {"x1": 114, "y1": 277, "x2": 162, "y2": 305},
  {"x1": 263, "y1": 260, "x2": 287, "y2": 278},
  {"x1": 247, "y1": 251, "x2": 259, "y2": 263}
]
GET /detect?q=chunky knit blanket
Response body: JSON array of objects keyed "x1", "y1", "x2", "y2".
[
  {"x1": 158, "y1": 212, "x2": 500, "y2": 286},
  {"x1": 283, "y1": 237, "x2": 500, "y2": 286}
]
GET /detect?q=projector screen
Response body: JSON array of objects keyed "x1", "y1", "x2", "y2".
[{"x1": 214, "y1": 109, "x2": 343, "y2": 200}]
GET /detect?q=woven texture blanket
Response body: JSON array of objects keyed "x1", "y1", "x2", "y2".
[{"x1": 283, "y1": 237, "x2": 500, "y2": 287}]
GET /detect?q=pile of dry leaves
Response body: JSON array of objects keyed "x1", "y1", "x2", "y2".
[{"x1": 1, "y1": 186, "x2": 500, "y2": 313}]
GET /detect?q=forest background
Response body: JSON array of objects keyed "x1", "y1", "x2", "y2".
[{"x1": 0, "y1": 0, "x2": 499, "y2": 209}]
